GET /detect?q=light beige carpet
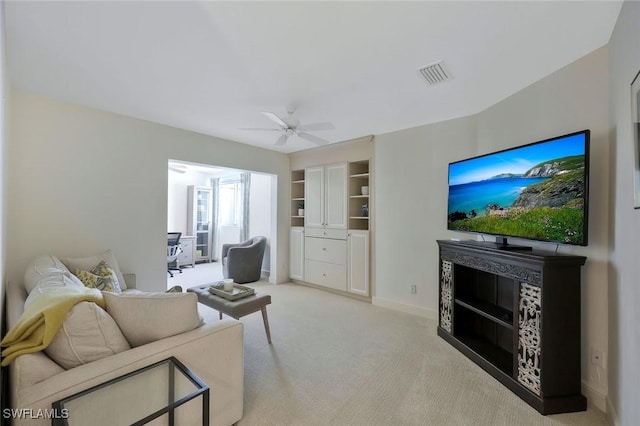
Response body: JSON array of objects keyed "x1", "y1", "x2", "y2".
[{"x1": 194, "y1": 282, "x2": 608, "y2": 426}]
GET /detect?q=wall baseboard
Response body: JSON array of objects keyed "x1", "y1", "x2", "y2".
[
  {"x1": 372, "y1": 296, "x2": 438, "y2": 320},
  {"x1": 292, "y1": 280, "x2": 372, "y2": 303},
  {"x1": 581, "y1": 380, "x2": 607, "y2": 413},
  {"x1": 606, "y1": 396, "x2": 619, "y2": 426}
]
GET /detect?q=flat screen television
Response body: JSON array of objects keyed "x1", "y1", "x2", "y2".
[{"x1": 447, "y1": 130, "x2": 590, "y2": 249}]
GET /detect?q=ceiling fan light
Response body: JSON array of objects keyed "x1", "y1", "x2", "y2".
[{"x1": 169, "y1": 163, "x2": 188, "y2": 173}]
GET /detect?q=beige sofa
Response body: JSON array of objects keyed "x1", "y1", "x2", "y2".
[{"x1": 5, "y1": 255, "x2": 244, "y2": 426}]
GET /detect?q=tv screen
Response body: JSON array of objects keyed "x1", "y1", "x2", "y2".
[{"x1": 447, "y1": 130, "x2": 590, "y2": 246}]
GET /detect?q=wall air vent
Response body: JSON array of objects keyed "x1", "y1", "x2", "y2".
[{"x1": 418, "y1": 61, "x2": 451, "y2": 85}]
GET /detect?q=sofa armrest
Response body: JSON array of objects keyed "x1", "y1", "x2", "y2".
[
  {"x1": 122, "y1": 273, "x2": 136, "y2": 289},
  {"x1": 11, "y1": 319, "x2": 243, "y2": 426}
]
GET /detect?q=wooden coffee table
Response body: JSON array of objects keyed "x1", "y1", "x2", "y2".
[{"x1": 187, "y1": 284, "x2": 272, "y2": 344}]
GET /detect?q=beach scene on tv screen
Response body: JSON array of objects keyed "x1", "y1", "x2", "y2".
[{"x1": 447, "y1": 133, "x2": 587, "y2": 244}]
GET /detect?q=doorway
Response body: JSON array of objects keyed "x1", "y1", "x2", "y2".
[{"x1": 167, "y1": 160, "x2": 277, "y2": 287}]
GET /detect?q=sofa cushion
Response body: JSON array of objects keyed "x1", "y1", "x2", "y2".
[
  {"x1": 23, "y1": 255, "x2": 86, "y2": 310},
  {"x1": 45, "y1": 301, "x2": 130, "y2": 369},
  {"x1": 24, "y1": 255, "x2": 85, "y2": 294},
  {"x1": 61, "y1": 250, "x2": 126, "y2": 291},
  {"x1": 103, "y1": 292, "x2": 202, "y2": 347}
]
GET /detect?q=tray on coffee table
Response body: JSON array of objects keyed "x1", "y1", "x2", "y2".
[{"x1": 208, "y1": 283, "x2": 255, "y2": 301}]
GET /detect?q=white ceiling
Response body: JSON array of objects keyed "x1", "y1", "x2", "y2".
[{"x1": 4, "y1": 1, "x2": 623, "y2": 153}]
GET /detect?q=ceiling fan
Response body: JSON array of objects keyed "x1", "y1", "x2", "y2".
[
  {"x1": 241, "y1": 106, "x2": 335, "y2": 146},
  {"x1": 168, "y1": 162, "x2": 188, "y2": 174}
]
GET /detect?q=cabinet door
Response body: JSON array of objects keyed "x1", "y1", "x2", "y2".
[
  {"x1": 305, "y1": 167, "x2": 324, "y2": 228},
  {"x1": 348, "y1": 230, "x2": 369, "y2": 296},
  {"x1": 188, "y1": 186, "x2": 213, "y2": 262},
  {"x1": 195, "y1": 188, "x2": 212, "y2": 261},
  {"x1": 290, "y1": 227, "x2": 305, "y2": 280},
  {"x1": 325, "y1": 163, "x2": 347, "y2": 229}
]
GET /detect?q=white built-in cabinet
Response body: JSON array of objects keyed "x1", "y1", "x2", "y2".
[
  {"x1": 347, "y1": 230, "x2": 369, "y2": 296},
  {"x1": 305, "y1": 163, "x2": 347, "y2": 229},
  {"x1": 304, "y1": 228, "x2": 347, "y2": 291},
  {"x1": 290, "y1": 227, "x2": 305, "y2": 280},
  {"x1": 290, "y1": 160, "x2": 371, "y2": 298}
]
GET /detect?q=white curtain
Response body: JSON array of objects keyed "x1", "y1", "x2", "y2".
[
  {"x1": 210, "y1": 178, "x2": 220, "y2": 261},
  {"x1": 216, "y1": 173, "x2": 251, "y2": 257},
  {"x1": 240, "y1": 172, "x2": 251, "y2": 241}
]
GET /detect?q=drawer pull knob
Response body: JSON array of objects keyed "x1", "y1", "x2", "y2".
[{"x1": 322, "y1": 248, "x2": 327, "y2": 251}]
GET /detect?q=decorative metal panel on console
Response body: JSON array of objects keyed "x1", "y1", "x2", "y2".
[
  {"x1": 440, "y1": 249, "x2": 542, "y2": 285},
  {"x1": 439, "y1": 260, "x2": 453, "y2": 333},
  {"x1": 518, "y1": 283, "x2": 542, "y2": 396}
]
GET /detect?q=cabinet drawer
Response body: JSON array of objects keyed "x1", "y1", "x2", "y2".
[
  {"x1": 305, "y1": 237, "x2": 346, "y2": 265},
  {"x1": 178, "y1": 237, "x2": 195, "y2": 266},
  {"x1": 305, "y1": 227, "x2": 347, "y2": 240},
  {"x1": 180, "y1": 239, "x2": 193, "y2": 251},
  {"x1": 178, "y1": 250, "x2": 191, "y2": 264},
  {"x1": 304, "y1": 260, "x2": 346, "y2": 291}
]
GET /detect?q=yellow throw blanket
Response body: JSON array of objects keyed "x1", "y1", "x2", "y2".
[{"x1": 1, "y1": 286, "x2": 104, "y2": 366}]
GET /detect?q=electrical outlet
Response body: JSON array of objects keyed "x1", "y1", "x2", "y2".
[
  {"x1": 591, "y1": 347, "x2": 605, "y2": 368},
  {"x1": 410, "y1": 284, "x2": 417, "y2": 294}
]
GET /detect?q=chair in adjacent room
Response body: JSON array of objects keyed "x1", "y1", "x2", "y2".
[
  {"x1": 167, "y1": 232, "x2": 183, "y2": 277},
  {"x1": 222, "y1": 236, "x2": 267, "y2": 284}
]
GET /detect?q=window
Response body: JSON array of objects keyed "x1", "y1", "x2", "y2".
[{"x1": 218, "y1": 178, "x2": 243, "y2": 226}]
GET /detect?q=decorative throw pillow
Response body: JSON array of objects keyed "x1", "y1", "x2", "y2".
[
  {"x1": 62, "y1": 250, "x2": 125, "y2": 292},
  {"x1": 103, "y1": 292, "x2": 202, "y2": 347},
  {"x1": 74, "y1": 268, "x2": 117, "y2": 292},
  {"x1": 166, "y1": 285, "x2": 183, "y2": 293},
  {"x1": 45, "y1": 301, "x2": 131, "y2": 369},
  {"x1": 91, "y1": 260, "x2": 115, "y2": 278},
  {"x1": 24, "y1": 254, "x2": 85, "y2": 294},
  {"x1": 23, "y1": 255, "x2": 86, "y2": 310}
]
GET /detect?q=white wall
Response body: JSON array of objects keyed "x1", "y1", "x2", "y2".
[
  {"x1": 289, "y1": 135, "x2": 374, "y2": 169},
  {"x1": 374, "y1": 47, "x2": 610, "y2": 407},
  {"x1": 374, "y1": 116, "x2": 476, "y2": 316},
  {"x1": 167, "y1": 168, "x2": 212, "y2": 234},
  {"x1": 477, "y1": 46, "x2": 610, "y2": 408},
  {"x1": 7, "y1": 90, "x2": 291, "y2": 291},
  {"x1": 607, "y1": 2, "x2": 640, "y2": 424},
  {"x1": 0, "y1": 0, "x2": 8, "y2": 330},
  {"x1": 249, "y1": 172, "x2": 272, "y2": 273}
]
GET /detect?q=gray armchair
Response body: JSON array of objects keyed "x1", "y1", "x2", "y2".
[{"x1": 222, "y1": 236, "x2": 267, "y2": 284}]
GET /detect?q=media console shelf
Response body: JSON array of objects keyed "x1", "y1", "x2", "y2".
[{"x1": 437, "y1": 240, "x2": 587, "y2": 415}]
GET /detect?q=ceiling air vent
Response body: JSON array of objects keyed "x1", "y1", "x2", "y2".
[{"x1": 418, "y1": 61, "x2": 451, "y2": 86}]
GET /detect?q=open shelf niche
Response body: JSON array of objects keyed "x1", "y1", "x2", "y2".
[
  {"x1": 291, "y1": 169, "x2": 305, "y2": 227},
  {"x1": 348, "y1": 160, "x2": 370, "y2": 230}
]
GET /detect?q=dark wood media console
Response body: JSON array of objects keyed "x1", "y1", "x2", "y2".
[{"x1": 436, "y1": 240, "x2": 587, "y2": 415}]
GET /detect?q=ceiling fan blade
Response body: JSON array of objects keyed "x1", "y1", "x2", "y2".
[
  {"x1": 298, "y1": 132, "x2": 330, "y2": 145},
  {"x1": 275, "y1": 133, "x2": 289, "y2": 146},
  {"x1": 297, "y1": 122, "x2": 335, "y2": 132},
  {"x1": 261, "y1": 112, "x2": 287, "y2": 128},
  {"x1": 238, "y1": 127, "x2": 281, "y2": 131}
]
